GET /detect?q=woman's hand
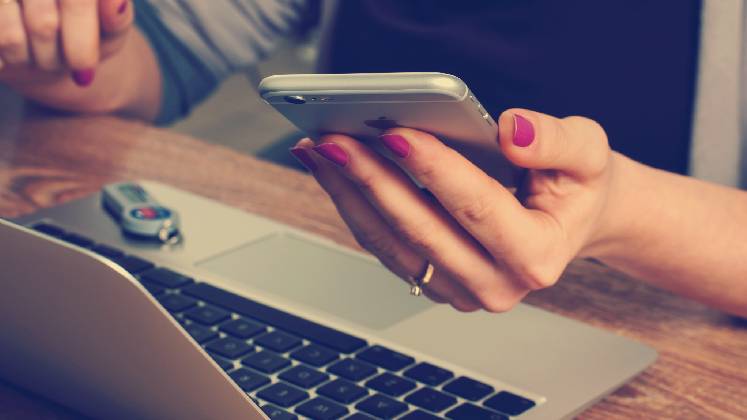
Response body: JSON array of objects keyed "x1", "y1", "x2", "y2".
[
  {"x1": 0, "y1": 0, "x2": 134, "y2": 87},
  {"x1": 290, "y1": 109, "x2": 619, "y2": 312}
]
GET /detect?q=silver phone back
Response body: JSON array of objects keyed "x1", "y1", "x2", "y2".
[{"x1": 259, "y1": 72, "x2": 497, "y2": 147}]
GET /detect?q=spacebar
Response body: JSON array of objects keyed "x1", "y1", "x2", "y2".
[{"x1": 182, "y1": 283, "x2": 367, "y2": 353}]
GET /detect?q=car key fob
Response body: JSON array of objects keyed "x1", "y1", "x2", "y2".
[{"x1": 102, "y1": 182, "x2": 181, "y2": 244}]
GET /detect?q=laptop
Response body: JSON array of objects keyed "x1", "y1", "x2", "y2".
[{"x1": 0, "y1": 180, "x2": 656, "y2": 419}]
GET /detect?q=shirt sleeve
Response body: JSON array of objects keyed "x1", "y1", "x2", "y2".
[{"x1": 133, "y1": 0, "x2": 312, "y2": 125}]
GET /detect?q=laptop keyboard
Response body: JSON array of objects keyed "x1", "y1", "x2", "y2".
[{"x1": 31, "y1": 222, "x2": 538, "y2": 420}]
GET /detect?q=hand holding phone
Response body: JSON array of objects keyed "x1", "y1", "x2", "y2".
[{"x1": 289, "y1": 109, "x2": 617, "y2": 314}]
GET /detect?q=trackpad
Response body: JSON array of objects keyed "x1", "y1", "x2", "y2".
[{"x1": 196, "y1": 233, "x2": 432, "y2": 330}]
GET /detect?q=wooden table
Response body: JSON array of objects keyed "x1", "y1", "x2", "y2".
[{"x1": 1, "y1": 113, "x2": 745, "y2": 419}]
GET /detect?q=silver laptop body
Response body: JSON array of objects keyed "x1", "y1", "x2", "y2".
[{"x1": 1, "y1": 181, "x2": 656, "y2": 419}]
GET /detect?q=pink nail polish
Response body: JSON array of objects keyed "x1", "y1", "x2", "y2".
[
  {"x1": 72, "y1": 69, "x2": 95, "y2": 87},
  {"x1": 312, "y1": 143, "x2": 349, "y2": 167},
  {"x1": 379, "y1": 134, "x2": 410, "y2": 158},
  {"x1": 289, "y1": 147, "x2": 317, "y2": 171},
  {"x1": 117, "y1": 0, "x2": 128, "y2": 14},
  {"x1": 513, "y1": 114, "x2": 535, "y2": 147}
]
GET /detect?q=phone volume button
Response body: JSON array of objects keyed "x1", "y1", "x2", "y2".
[{"x1": 483, "y1": 113, "x2": 494, "y2": 126}]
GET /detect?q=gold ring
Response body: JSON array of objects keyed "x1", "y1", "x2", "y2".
[{"x1": 408, "y1": 261, "x2": 434, "y2": 297}]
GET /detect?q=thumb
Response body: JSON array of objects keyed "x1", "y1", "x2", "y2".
[
  {"x1": 99, "y1": 0, "x2": 134, "y2": 38},
  {"x1": 497, "y1": 108, "x2": 611, "y2": 180}
]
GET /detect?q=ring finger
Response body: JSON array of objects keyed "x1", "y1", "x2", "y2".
[
  {"x1": 0, "y1": 0, "x2": 31, "y2": 66},
  {"x1": 311, "y1": 134, "x2": 528, "y2": 308},
  {"x1": 292, "y1": 139, "x2": 481, "y2": 311},
  {"x1": 23, "y1": 0, "x2": 62, "y2": 71}
]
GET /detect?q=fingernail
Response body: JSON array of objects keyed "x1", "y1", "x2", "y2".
[
  {"x1": 117, "y1": 0, "x2": 129, "y2": 14},
  {"x1": 72, "y1": 69, "x2": 95, "y2": 87},
  {"x1": 312, "y1": 143, "x2": 349, "y2": 167},
  {"x1": 379, "y1": 134, "x2": 410, "y2": 158},
  {"x1": 289, "y1": 147, "x2": 317, "y2": 171},
  {"x1": 513, "y1": 114, "x2": 535, "y2": 147}
]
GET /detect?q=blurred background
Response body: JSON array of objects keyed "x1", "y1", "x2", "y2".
[{"x1": 169, "y1": 38, "x2": 315, "y2": 157}]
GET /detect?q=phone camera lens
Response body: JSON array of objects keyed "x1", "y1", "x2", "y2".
[{"x1": 284, "y1": 95, "x2": 306, "y2": 105}]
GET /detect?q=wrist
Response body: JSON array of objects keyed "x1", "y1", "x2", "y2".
[{"x1": 579, "y1": 151, "x2": 646, "y2": 261}]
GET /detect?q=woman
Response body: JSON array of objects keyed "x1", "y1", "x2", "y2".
[{"x1": 1, "y1": 0, "x2": 745, "y2": 316}]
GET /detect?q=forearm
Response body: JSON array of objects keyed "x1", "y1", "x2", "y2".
[
  {"x1": 593, "y1": 152, "x2": 747, "y2": 317},
  {"x1": 4, "y1": 29, "x2": 160, "y2": 121}
]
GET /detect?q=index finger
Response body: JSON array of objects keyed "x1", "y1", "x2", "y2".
[{"x1": 60, "y1": 0, "x2": 99, "y2": 72}]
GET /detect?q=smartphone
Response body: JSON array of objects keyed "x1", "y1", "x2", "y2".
[
  {"x1": 259, "y1": 72, "x2": 513, "y2": 182},
  {"x1": 259, "y1": 72, "x2": 498, "y2": 144}
]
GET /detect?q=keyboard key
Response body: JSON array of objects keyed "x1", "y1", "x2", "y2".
[
  {"x1": 443, "y1": 376, "x2": 494, "y2": 401},
  {"x1": 484, "y1": 391, "x2": 536, "y2": 416},
  {"x1": 90, "y1": 244, "x2": 125, "y2": 259},
  {"x1": 139, "y1": 267, "x2": 193, "y2": 289},
  {"x1": 157, "y1": 293, "x2": 197, "y2": 312},
  {"x1": 356, "y1": 394, "x2": 408, "y2": 419},
  {"x1": 208, "y1": 353, "x2": 234, "y2": 371},
  {"x1": 205, "y1": 337, "x2": 254, "y2": 359},
  {"x1": 446, "y1": 403, "x2": 507, "y2": 420},
  {"x1": 400, "y1": 410, "x2": 442, "y2": 420},
  {"x1": 182, "y1": 322, "x2": 218, "y2": 344},
  {"x1": 257, "y1": 382, "x2": 309, "y2": 407},
  {"x1": 296, "y1": 397, "x2": 348, "y2": 420},
  {"x1": 279, "y1": 365, "x2": 329, "y2": 389},
  {"x1": 113, "y1": 255, "x2": 155, "y2": 274},
  {"x1": 184, "y1": 305, "x2": 230, "y2": 325},
  {"x1": 229, "y1": 368, "x2": 270, "y2": 392},
  {"x1": 262, "y1": 404, "x2": 299, "y2": 420},
  {"x1": 183, "y1": 283, "x2": 367, "y2": 353},
  {"x1": 356, "y1": 345, "x2": 414, "y2": 371},
  {"x1": 317, "y1": 379, "x2": 368, "y2": 404},
  {"x1": 291, "y1": 344, "x2": 339, "y2": 367},
  {"x1": 139, "y1": 280, "x2": 166, "y2": 296},
  {"x1": 366, "y1": 373, "x2": 416, "y2": 397},
  {"x1": 328, "y1": 359, "x2": 377, "y2": 381},
  {"x1": 60, "y1": 232, "x2": 94, "y2": 248},
  {"x1": 220, "y1": 318, "x2": 266, "y2": 339},
  {"x1": 405, "y1": 388, "x2": 457, "y2": 412},
  {"x1": 32, "y1": 223, "x2": 65, "y2": 237},
  {"x1": 243, "y1": 350, "x2": 291, "y2": 374},
  {"x1": 345, "y1": 414, "x2": 376, "y2": 420},
  {"x1": 404, "y1": 362, "x2": 454, "y2": 386},
  {"x1": 255, "y1": 331, "x2": 302, "y2": 353}
]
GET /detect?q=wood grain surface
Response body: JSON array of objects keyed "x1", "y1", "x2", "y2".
[{"x1": 0, "y1": 114, "x2": 745, "y2": 419}]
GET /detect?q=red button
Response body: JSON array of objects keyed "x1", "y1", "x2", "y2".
[{"x1": 138, "y1": 207, "x2": 158, "y2": 219}]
